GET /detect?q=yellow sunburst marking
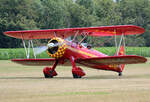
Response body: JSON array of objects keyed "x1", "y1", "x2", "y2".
[{"x1": 47, "y1": 37, "x2": 66, "y2": 58}]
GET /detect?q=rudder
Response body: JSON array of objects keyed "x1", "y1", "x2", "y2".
[{"x1": 118, "y1": 46, "x2": 125, "y2": 72}]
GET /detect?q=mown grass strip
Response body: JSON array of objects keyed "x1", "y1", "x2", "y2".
[
  {"x1": 48, "y1": 91, "x2": 110, "y2": 96},
  {"x1": 61, "y1": 91, "x2": 109, "y2": 95}
]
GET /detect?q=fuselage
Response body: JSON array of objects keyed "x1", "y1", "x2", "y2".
[
  {"x1": 64, "y1": 41, "x2": 107, "y2": 59},
  {"x1": 47, "y1": 37, "x2": 124, "y2": 73}
]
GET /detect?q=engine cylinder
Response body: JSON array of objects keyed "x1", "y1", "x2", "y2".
[{"x1": 47, "y1": 37, "x2": 66, "y2": 58}]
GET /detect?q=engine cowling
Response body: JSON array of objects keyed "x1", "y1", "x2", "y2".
[{"x1": 47, "y1": 37, "x2": 66, "y2": 58}]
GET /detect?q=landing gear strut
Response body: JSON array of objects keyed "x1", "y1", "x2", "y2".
[
  {"x1": 43, "y1": 60, "x2": 58, "y2": 78},
  {"x1": 70, "y1": 56, "x2": 86, "y2": 78},
  {"x1": 118, "y1": 72, "x2": 122, "y2": 76}
]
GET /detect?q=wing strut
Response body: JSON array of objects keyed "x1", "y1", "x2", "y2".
[
  {"x1": 54, "y1": 32, "x2": 57, "y2": 37},
  {"x1": 30, "y1": 40, "x2": 36, "y2": 59},
  {"x1": 72, "y1": 30, "x2": 79, "y2": 43},
  {"x1": 79, "y1": 32, "x2": 88, "y2": 45},
  {"x1": 21, "y1": 34, "x2": 36, "y2": 59},
  {"x1": 114, "y1": 30, "x2": 126, "y2": 56},
  {"x1": 22, "y1": 37, "x2": 28, "y2": 58},
  {"x1": 114, "y1": 29, "x2": 118, "y2": 55},
  {"x1": 27, "y1": 40, "x2": 31, "y2": 58},
  {"x1": 123, "y1": 34, "x2": 126, "y2": 54},
  {"x1": 116, "y1": 33, "x2": 124, "y2": 56}
]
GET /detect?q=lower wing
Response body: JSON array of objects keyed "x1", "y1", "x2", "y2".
[
  {"x1": 11, "y1": 58, "x2": 73, "y2": 66},
  {"x1": 12, "y1": 59, "x2": 56, "y2": 66},
  {"x1": 76, "y1": 55, "x2": 147, "y2": 66},
  {"x1": 11, "y1": 55, "x2": 147, "y2": 67}
]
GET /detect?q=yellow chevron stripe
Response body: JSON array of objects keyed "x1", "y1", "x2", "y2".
[{"x1": 67, "y1": 46, "x2": 97, "y2": 57}]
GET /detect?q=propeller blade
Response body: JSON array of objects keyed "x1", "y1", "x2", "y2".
[
  {"x1": 34, "y1": 46, "x2": 48, "y2": 55},
  {"x1": 34, "y1": 42, "x2": 64, "y2": 55},
  {"x1": 47, "y1": 43, "x2": 59, "y2": 48}
]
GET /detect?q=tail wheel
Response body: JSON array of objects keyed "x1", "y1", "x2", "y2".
[{"x1": 118, "y1": 72, "x2": 122, "y2": 76}]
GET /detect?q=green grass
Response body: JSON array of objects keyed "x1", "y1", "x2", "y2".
[
  {"x1": 0, "y1": 60, "x2": 150, "y2": 102},
  {"x1": 95, "y1": 47, "x2": 150, "y2": 57},
  {"x1": 0, "y1": 47, "x2": 149, "y2": 60},
  {"x1": 0, "y1": 48, "x2": 49, "y2": 60}
]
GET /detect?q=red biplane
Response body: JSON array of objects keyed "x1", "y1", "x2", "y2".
[{"x1": 4, "y1": 25, "x2": 147, "y2": 78}]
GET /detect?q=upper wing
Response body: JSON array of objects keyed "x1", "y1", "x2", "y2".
[
  {"x1": 4, "y1": 25, "x2": 145, "y2": 40},
  {"x1": 76, "y1": 55, "x2": 147, "y2": 66}
]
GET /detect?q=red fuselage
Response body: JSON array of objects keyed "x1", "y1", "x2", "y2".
[{"x1": 60, "y1": 40, "x2": 124, "y2": 73}]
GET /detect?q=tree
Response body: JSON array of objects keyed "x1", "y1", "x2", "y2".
[
  {"x1": 39, "y1": 0, "x2": 70, "y2": 29},
  {"x1": 118, "y1": 0, "x2": 150, "y2": 46},
  {"x1": 0, "y1": 0, "x2": 150, "y2": 48},
  {"x1": 0, "y1": 0, "x2": 40, "y2": 48}
]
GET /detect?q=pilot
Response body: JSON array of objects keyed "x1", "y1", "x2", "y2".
[{"x1": 87, "y1": 44, "x2": 92, "y2": 49}]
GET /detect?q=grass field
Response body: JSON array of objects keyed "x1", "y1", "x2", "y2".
[{"x1": 0, "y1": 59, "x2": 150, "y2": 102}]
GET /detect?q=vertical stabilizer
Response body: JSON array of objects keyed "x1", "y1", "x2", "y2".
[
  {"x1": 118, "y1": 46, "x2": 125, "y2": 72},
  {"x1": 118, "y1": 46, "x2": 125, "y2": 56}
]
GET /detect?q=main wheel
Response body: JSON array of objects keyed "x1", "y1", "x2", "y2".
[
  {"x1": 44, "y1": 74, "x2": 48, "y2": 78},
  {"x1": 43, "y1": 67, "x2": 57, "y2": 78},
  {"x1": 49, "y1": 70, "x2": 54, "y2": 78},
  {"x1": 44, "y1": 73, "x2": 51, "y2": 78},
  {"x1": 73, "y1": 73, "x2": 82, "y2": 78},
  {"x1": 44, "y1": 72, "x2": 53, "y2": 78}
]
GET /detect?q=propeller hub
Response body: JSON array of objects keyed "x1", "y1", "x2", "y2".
[
  {"x1": 47, "y1": 43, "x2": 55, "y2": 48},
  {"x1": 47, "y1": 37, "x2": 66, "y2": 58}
]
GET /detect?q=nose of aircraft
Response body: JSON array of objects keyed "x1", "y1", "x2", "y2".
[{"x1": 47, "y1": 43, "x2": 55, "y2": 48}]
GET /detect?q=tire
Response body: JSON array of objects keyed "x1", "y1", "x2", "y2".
[
  {"x1": 118, "y1": 72, "x2": 122, "y2": 76},
  {"x1": 49, "y1": 70, "x2": 53, "y2": 78},
  {"x1": 44, "y1": 74, "x2": 49, "y2": 78},
  {"x1": 73, "y1": 73, "x2": 82, "y2": 78},
  {"x1": 44, "y1": 72, "x2": 53, "y2": 78}
]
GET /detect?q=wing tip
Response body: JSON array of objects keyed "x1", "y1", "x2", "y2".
[{"x1": 136, "y1": 56, "x2": 147, "y2": 63}]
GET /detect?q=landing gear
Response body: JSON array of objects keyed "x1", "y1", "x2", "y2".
[
  {"x1": 70, "y1": 56, "x2": 86, "y2": 78},
  {"x1": 72, "y1": 67, "x2": 85, "y2": 78},
  {"x1": 118, "y1": 72, "x2": 122, "y2": 76},
  {"x1": 43, "y1": 67, "x2": 57, "y2": 78},
  {"x1": 43, "y1": 60, "x2": 58, "y2": 78},
  {"x1": 73, "y1": 73, "x2": 82, "y2": 78}
]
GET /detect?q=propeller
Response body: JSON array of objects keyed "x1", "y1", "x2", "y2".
[
  {"x1": 34, "y1": 46, "x2": 48, "y2": 55},
  {"x1": 34, "y1": 42, "x2": 63, "y2": 55}
]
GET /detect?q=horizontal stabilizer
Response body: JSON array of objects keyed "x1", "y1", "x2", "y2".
[{"x1": 76, "y1": 55, "x2": 147, "y2": 65}]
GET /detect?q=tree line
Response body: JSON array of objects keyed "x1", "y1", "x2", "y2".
[{"x1": 0, "y1": 0, "x2": 150, "y2": 48}]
